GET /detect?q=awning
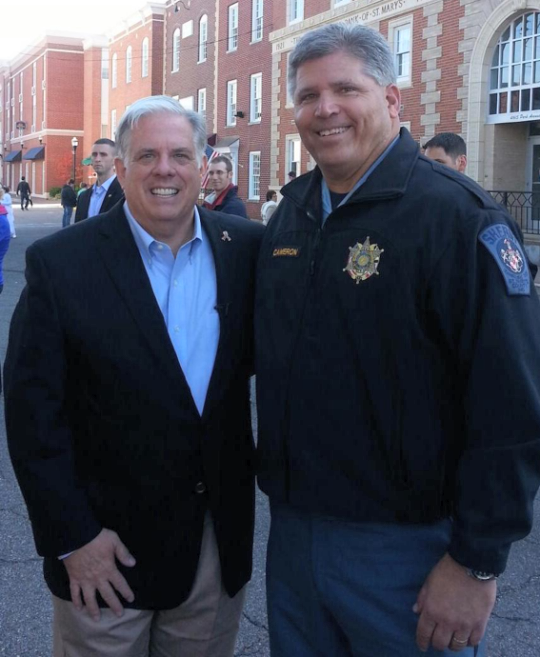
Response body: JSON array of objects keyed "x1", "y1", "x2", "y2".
[
  {"x1": 23, "y1": 146, "x2": 45, "y2": 161},
  {"x1": 4, "y1": 150, "x2": 22, "y2": 163},
  {"x1": 215, "y1": 136, "x2": 239, "y2": 151}
]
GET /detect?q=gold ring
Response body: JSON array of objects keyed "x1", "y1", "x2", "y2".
[{"x1": 452, "y1": 637, "x2": 468, "y2": 645}]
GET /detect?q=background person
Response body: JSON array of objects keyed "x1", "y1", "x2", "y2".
[
  {"x1": 255, "y1": 22, "x2": 540, "y2": 657},
  {"x1": 60, "y1": 179, "x2": 77, "y2": 228},
  {"x1": 261, "y1": 190, "x2": 278, "y2": 225},
  {"x1": 203, "y1": 155, "x2": 247, "y2": 218},
  {"x1": 423, "y1": 133, "x2": 468, "y2": 173},
  {"x1": 0, "y1": 187, "x2": 10, "y2": 294},
  {"x1": 75, "y1": 138, "x2": 124, "y2": 222},
  {"x1": 4, "y1": 95, "x2": 264, "y2": 657},
  {"x1": 16, "y1": 176, "x2": 31, "y2": 210},
  {"x1": 3, "y1": 186, "x2": 15, "y2": 238},
  {"x1": 77, "y1": 182, "x2": 88, "y2": 198}
]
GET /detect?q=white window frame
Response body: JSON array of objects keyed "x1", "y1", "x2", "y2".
[
  {"x1": 179, "y1": 96, "x2": 194, "y2": 111},
  {"x1": 250, "y1": 73, "x2": 262, "y2": 123},
  {"x1": 288, "y1": 0, "x2": 304, "y2": 25},
  {"x1": 142, "y1": 38, "x2": 149, "y2": 78},
  {"x1": 248, "y1": 151, "x2": 261, "y2": 200},
  {"x1": 198, "y1": 88, "x2": 207, "y2": 118},
  {"x1": 172, "y1": 28, "x2": 181, "y2": 72},
  {"x1": 285, "y1": 134, "x2": 301, "y2": 182},
  {"x1": 389, "y1": 17, "x2": 413, "y2": 87},
  {"x1": 111, "y1": 109, "x2": 117, "y2": 139},
  {"x1": 228, "y1": 4, "x2": 239, "y2": 52},
  {"x1": 126, "y1": 46, "x2": 132, "y2": 83},
  {"x1": 334, "y1": 0, "x2": 351, "y2": 6},
  {"x1": 198, "y1": 15, "x2": 208, "y2": 62},
  {"x1": 251, "y1": 0, "x2": 263, "y2": 42},
  {"x1": 226, "y1": 79, "x2": 237, "y2": 126},
  {"x1": 112, "y1": 53, "x2": 118, "y2": 88},
  {"x1": 182, "y1": 20, "x2": 193, "y2": 38}
]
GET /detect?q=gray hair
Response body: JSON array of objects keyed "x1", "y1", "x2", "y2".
[
  {"x1": 115, "y1": 95, "x2": 207, "y2": 166},
  {"x1": 288, "y1": 23, "x2": 396, "y2": 99}
]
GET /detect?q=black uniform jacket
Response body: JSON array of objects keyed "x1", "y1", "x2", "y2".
[
  {"x1": 255, "y1": 129, "x2": 540, "y2": 575},
  {"x1": 74, "y1": 176, "x2": 124, "y2": 222},
  {"x1": 4, "y1": 203, "x2": 264, "y2": 609}
]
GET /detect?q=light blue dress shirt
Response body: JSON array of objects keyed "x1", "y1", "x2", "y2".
[
  {"x1": 125, "y1": 203, "x2": 219, "y2": 415},
  {"x1": 88, "y1": 174, "x2": 117, "y2": 218}
]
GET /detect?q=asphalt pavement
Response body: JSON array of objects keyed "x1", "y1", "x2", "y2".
[{"x1": 0, "y1": 203, "x2": 539, "y2": 656}]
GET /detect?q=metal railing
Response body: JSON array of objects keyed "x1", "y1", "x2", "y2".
[{"x1": 487, "y1": 191, "x2": 540, "y2": 235}]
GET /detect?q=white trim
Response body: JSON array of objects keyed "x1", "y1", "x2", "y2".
[
  {"x1": 226, "y1": 79, "x2": 237, "y2": 126},
  {"x1": 388, "y1": 15, "x2": 413, "y2": 89},
  {"x1": 250, "y1": 72, "x2": 262, "y2": 123},
  {"x1": 228, "y1": 3, "x2": 239, "y2": 52},
  {"x1": 248, "y1": 151, "x2": 261, "y2": 200}
]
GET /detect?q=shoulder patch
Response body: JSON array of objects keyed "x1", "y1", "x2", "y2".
[{"x1": 479, "y1": 224, "x2": 530, "y2": 296}]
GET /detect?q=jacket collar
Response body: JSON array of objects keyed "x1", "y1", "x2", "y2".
[{"x1": 282, "y1": 128, "x2": 420, "y2": 221}]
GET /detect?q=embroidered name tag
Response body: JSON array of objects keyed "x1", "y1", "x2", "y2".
[
  {"x1": 479, "y1": 224, "x2": 530, "y2": 296},
  {"x1": 273, "y1": 247, "x2": 300, "y2": 258}
]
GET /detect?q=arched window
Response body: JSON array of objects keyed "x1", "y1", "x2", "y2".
[
  {"x1": 172, "y1": 28, "x2": 181, "y2": 73},
  {"x1": 111, "y1": 53, "x2": 117, "y2": 89},
  {"x1": 142, "y1": 38, "x2": 149, "y2": 78},
  {"x1": 489, "y1": 12, "x2": 540, "y2": 120},
  {"x1": 199, "y1": 15, "x2": 208, "y2": 62},
  {"x1": 126, "y1": 46, "x2": 133, "y2": 83}
]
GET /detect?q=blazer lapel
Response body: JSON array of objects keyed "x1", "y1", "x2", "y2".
[
  {"x1": 199, "y1": 209, "x2": 237, "y2": 418},
  {"x1": 95, "y1": 205, "x2": 197, "y2": 405}
]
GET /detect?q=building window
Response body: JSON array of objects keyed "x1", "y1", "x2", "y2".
[
  {"x1": 250, "y1": 73, "x2": 262, "y2": 122},
  {"x1": 198, "y1": 88, "x2": 207, "y2": 118},
  {"x1": 228, "y1": 3, "x2": 239, "y2": 52},
  {"x1": 111, "y1": 109, "x2": 117, "y2": 140},
  {"x1": 252, "y1": 0, "x2": 263, "y2": 42},
  {"x1": 226, "y1": 79, "x2": 237, "y2": 126},
  {"x1": 142, "y1": 38, "x2": 149, "y2": 78},
  {"x1": 112, "y1": 54, "x2": 117, "y2": 88},
  {"x1": 172, "y1": 28, "x2": 181, "y2": 72},
  {"x1": 126, "y1": 46, "x2": 132, "y2": 83},
  {"x1": 286, "y1": 135, "x2": 301, "y2": 181},
  {"x1": 393, "y1": 24, "x2": 411, "y2": 83},
  {"x1": 182, "y1": 20, "x2": 193, "y2": 38},
  {"x1": 179, "y1": 96, "x2": 194, "y2": 111},
  {"x1": 489, "y1": 12, "x2": 540, "y2": 121},
  {"x1": 286, "y1": 53, "x2": 293, "y2": 106},
  {"x1": 288, "y1": 0, "x2": 304, "y2": 25},
  {"x1": 199, "y1": 15, "x2": 208, "y2": 62},
  {"x1": 248, "y1": 151, "x2": 261, "y2": 200},
  {"x1": 334, "y1": 0, "x2": 351, "y2": 5}
]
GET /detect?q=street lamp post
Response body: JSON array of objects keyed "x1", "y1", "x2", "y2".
[{"x1": 71, "y1": 137, "x2": 79, "y2": 183}]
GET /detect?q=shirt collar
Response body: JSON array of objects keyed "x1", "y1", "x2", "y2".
[
  {"x1": 94, "y1": 174, "x2": 116, "y2": 194},
  {"x1": 321, "y1": 134, "x2": 400, "y2": 223},
  {"x1": 124, "y1": 202, "x2": 203, "y2": 260}
]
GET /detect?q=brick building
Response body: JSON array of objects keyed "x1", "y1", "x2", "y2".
[
  {"x1": 0, "y1": 33, "x2": 92, "y2": 196},
  {"x1": 163, "y1": 0, "x2": 273, "y2": 219},
  {"x1": 269, "y1": 0, "x2": 540, "y2": 224}
]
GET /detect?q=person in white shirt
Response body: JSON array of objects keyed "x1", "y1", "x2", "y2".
[
  {"x1": 261, "y1": 190, "x2": 278, "y2": 225},
  {"x1": 3, "y1": 186, "x2": 15, "y2": 237}
]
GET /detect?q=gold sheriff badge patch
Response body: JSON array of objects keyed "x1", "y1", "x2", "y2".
[{"x1": 343, "y1": 237, "x2": 384, "y2": 283}]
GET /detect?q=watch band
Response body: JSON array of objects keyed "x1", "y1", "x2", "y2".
[{"x1": 466, "y1": 568, "x2": 498, "y2": 581}]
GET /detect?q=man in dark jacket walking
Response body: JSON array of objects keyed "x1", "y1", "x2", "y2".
[
  {"x1": 16, "y1": 176, "x2": 31, "y2": 210},
  {"x1": 60, "y1": 179, "x2": 77, "y2": 228},
  {"x1": 255, "y1": 22, "x2": 540, "y2": 657},
  {"x1": 203, "y1": 156, "x2": 247, "y2": 218}
]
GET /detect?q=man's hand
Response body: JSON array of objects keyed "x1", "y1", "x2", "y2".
[
  {"x1": 413, "y1": 553, "x2": 496, "y2": 652},
  {"x1": 63, "y1": 528, "x2": 136, "y2": 622}
]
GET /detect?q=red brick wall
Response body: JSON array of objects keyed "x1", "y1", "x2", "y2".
[{"x1": 215, "y1": 0, "x2": 274, "y2": 219}]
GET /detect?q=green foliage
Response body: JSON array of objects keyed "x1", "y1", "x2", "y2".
[{"x1": 49, "y1": 186, "x2": 61, "y2": 198}]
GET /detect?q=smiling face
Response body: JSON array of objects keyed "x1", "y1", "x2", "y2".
[
  {"x1": 115, "y1": 112, "x2": 204, "y2": 245},
  {"x1": 293, "y1": 51, "x2": 401, "y2": 193},
  {"x1": 207, "y1": 161, "x2": 233, "y2": 193}
]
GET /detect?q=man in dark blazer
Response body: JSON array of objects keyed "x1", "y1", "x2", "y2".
[
  {"x1": 74, "y1": 138, "x2": 124, "y2": 222},
  {"x1": 4, "y1": 96, "x2": 264, "y2": 657}
]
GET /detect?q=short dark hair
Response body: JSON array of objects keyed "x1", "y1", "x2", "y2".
[
  {"x1": 266, "y1": 190, "x2": 276, "y2": 201},
  {"x1": 68, "y1": 179, "x2": 74, "y2": 184},
  {"x1": 209, "y1": 155, "x2": 233, "y2": 173},
  {"x1": 423, "y1": 133, "x2": 466, "y2": 159},
  {"x1": 3, "y1": 186, "x2": 10, "y2": 193},
  {"x1": 288, "y1": 171, "x2": 297, "y2": 179},
  {"x1": 21, "y1": 176, "x2": 26, "y2": 180},
  {"x1": 93, "y1": 138, "x2": 116, "y2": 149}
]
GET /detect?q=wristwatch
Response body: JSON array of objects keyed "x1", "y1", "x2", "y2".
[{"x1": 466, "y1": 568, "x2": 498, "y2": 581}]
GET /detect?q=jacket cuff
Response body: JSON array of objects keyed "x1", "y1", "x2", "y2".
[{"x1": 447, "y1": 533, "x2": 510, "y2": 575}]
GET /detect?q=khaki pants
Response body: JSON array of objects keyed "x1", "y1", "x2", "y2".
[{"x1": 53, "y1": 515, "x2": 246, "y2": 657}]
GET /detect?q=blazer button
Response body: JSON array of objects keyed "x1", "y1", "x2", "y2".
[{"x1": 194, "y1": 481, "x2": 207, "y2": 494}]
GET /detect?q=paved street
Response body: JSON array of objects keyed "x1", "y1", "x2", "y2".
[{"x1": 1, "y1": 204, "x2": 539, "y2": 656}]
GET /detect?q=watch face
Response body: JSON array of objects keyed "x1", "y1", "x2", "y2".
[{"x1": 469, "y1": 569, "x2": 497, "y2": 581}]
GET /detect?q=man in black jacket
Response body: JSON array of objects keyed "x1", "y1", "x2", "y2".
[
  {"x1": 16, "y1": 176, "x2": 31, "y2": 210},
  {"x1": 60, "y1": 179, "x2": 77, "y2": 228},
  {"x1": 255, "y1": 23, "x2": 540, "y2": 657},
  {"x1": 203, "y1": 156, "x2": 247, "y2": 218},
  {"x1": 74, "y1": 138, "x2": 124, "y2": 222},
  {"x1": 4, "y1": 96, "x2": 263, "y2": 657}
]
